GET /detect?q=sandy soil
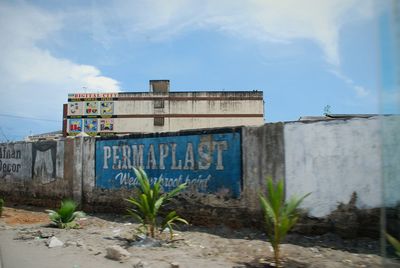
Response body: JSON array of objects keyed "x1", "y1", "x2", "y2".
[{"x1": 0, "y1": 206, "x2": 399, "y2": 268}]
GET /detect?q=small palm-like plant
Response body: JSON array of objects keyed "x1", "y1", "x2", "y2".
[
  {"x1": 126, "y1": 168, "x2": 188, "y2": 239},
  {"x1": 386, "y1": 232, "x2": 400, "y2": 257},
  {"x1": 46, "y1": 200, "x2": 85, "y2": 229},
  {"x1": 259, "y1": 178, "x2": 310, "y2": 267},
  {"x1": 0, "y1": 198, "x2": 4, "y2": 217}
]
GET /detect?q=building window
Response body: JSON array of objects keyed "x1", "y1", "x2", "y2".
[
  {"x1": 154, "y1": 117, "x2": 165, "y2": 126},
  {"x1": 154, "y1": 99, "x2": 164, "y2": 108}
]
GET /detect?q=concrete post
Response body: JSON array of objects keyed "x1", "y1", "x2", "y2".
[{"x1": 72, "y1": 137, "x2": 83, "y2": 205}]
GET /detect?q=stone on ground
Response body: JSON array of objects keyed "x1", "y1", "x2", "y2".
[
  {"x1": 105, "y1": 245, "x2": 131, "y2": 261},
  {"x1": 47, "y1": 236, "x2": 64, "y2": 248},
  {"x1": 170, "y1": 262, "x2": 180, "y2": 268}
]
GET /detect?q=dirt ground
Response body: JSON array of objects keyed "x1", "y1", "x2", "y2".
[{"x1": 0, "y1": 206, "x2": 399, "y2": 268}]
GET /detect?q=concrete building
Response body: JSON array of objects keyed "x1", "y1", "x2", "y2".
[{"x1": 64, "y1": 80, "x2": 264, "y2": 136}]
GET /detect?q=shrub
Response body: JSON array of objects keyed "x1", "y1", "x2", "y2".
[
  {"x1": 259, "y1": 178, "x2": 310, "y2": 267},
  {"x1": 46, "y1": 199, "x2": 85, "y2": 229},
  {"x1": 126, "y1": 168, "x2": 188, "y2": 239},
  {"x1": 0, "y1": 198, "x2": 4, "y2": 217}
]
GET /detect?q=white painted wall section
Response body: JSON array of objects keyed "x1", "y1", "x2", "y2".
[{"x1": 284, "y1": 117, "x2": 382, "y2": 217}]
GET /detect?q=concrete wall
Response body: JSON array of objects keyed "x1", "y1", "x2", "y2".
[
  {"x1": 113, "y1": 117, "x2": 263, "y2": 133},
  {"x1": 0, "y1": 140, "x2": 70, "y2": 207},
  {"x1": 241, "y1": 123, "x2": 285, "y2": 210},
  {"x1": 0, "y1": 142, "x2": 32, "y2": 180},
  {"x1": 112, "y1": 99, "x2": 263, "y2": 115},
  {"x1": 381, "y1": 116, "x2": 400, "y2": 207},
  {"x1": 284, "y1": 117, "x2": 383, "y2": 218},
  {"x1": 1, "y1": 116, "x2": 399, "y2": 237}
]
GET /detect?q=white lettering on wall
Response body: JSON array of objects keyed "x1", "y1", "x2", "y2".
[
  {"x1": 159, "y1": 143, "x2": 169, "y2": 170},
  {"x1": 146, "y1": 144, "x2": 157, "y2": 169},
  {"x1": 183, "y1": 142, "x2": 194, "y2": 170},
  {"x1": 102, "y1": 139, "x2": 229, "y2": 171},
  {"x1": 103, "y1": 146, "x2": 111, "y2": 169},
  {"x1": 171, "y1": 143, "x2": 182, "y2": 170},
  {"x1": 198, "y1": 142, "x2": 211, "y2": 170},
  {"x1": 114, "y1": 172, "x2": 211, "y2": 192},
  {"x1": 214, "y1": 141, "x2": 228, "y2": 170}
]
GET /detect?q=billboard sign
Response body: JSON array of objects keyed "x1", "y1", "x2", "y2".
[{"x1": 95, "y1": 131, "x2": 242, "y2": 197}]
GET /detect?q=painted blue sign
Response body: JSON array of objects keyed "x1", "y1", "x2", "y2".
[{"x1": 95, "y1": 131, "x2": 241, "y2": 197}]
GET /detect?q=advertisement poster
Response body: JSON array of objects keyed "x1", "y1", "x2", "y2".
[
  {"x1": 100, "y1": 101, "x2": 114, "y2": 116},
  {"x1": 85, "y1": 101, "x2": 99, "y2": 115},
  {"x1": 100, "y1": 119, "x2": 114, "y2": 132},
  {"x1": 68, "y1": 102, "x2": 83, "y2": 115},
  {"x1": 84, "y1": 119, "x2": 98, "y2": 135},
  {"x1": 68, "y1": 119, "x2": 82, "y2": 134},
  {"x1": 95, "y1": 131, "x2": 242, "y2": 197}
]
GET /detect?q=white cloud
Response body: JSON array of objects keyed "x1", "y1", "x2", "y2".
[
  {"x1": 329, "y1": 68, "x2": 370, "y2": 98},
  {"x1": 63, "y1": 0, "x2": 378, "y2": 98},
  {"x1": 0, "y1": 0, "x2": 379, "y2": 138},
  {"x1": 0, "y1": 2, "x2": 120, "y2": 120},
  {"x1": 83, "y1": 0, "x2": 376, "y2": 66},
  {"x1": 80, "y1": 0, "x2": 377, "y2": 98}
]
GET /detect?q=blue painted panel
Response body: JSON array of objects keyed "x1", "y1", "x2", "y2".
[{"x1": 95, "y1": 131, "x2": 241, "y2": 197}]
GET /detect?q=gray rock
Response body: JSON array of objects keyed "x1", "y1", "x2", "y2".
[
  {"x1": 39, "y1": 230, "x2": 55, "y2": 238},
  {"x1": 76, "y1": 240, "x2": 85, "y2": 247},
  {"x1": 14, "y1": 229, "x2": 42, "y2": 240},
  {"x1": 170, "y1": 262, "x2": 180, "y2": 268},
  {"x1": 48, "y1": 236, "x2": 64, "y2": 248},
  {"x1": 131, "y1": 257, "x2": 146, "y2": 268},
  {"x1": 118, "y1": 230, "x2": 136, "y2": 241},
  {"x1": 64, "y1": 241, "x2": 78, "y2": 247},
  {"x1": 106, "y1": 245, "x2": 131, "y2": 261},
  {"x1": 131, "y1": 237, "x2": 162, "y2": 248}
]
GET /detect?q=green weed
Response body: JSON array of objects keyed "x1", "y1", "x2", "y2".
[
  {"x1": 46, "y1": 199, "x2": 85, "y2": 229},
  {"x1": 259, "y1": 177, "x2": 310, "y2": 267},
  {"x1": 126, "y1": 168, "x2": 188, "y2": 239}
]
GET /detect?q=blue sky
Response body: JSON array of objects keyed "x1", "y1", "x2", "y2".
[{"x1": 0, "y1": 0, "x2": 394, "y2": 141}]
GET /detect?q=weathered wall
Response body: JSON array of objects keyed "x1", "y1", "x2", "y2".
[
  {"x1": 284, "y1": 117, "x2": 383, "y2": 218},
  {"x1": 381, "y1": 116, "x2": 400, "y2": 207},
  {"x1": 83, "y1": 128, "x2": 245, "y2": 216},
  {"x1": 1, "y1": 117, "x2": 399, "y2": 238},
  {"x1": 114, "y1": 117, "x2": 263, "y2": 133},
  {"x1": 0, "y1": 142, "x2": 32, "y2": 180},
  {"x1": 241, "y1": 123, "x2": 285, "y2": 210},
  {"x1": 0, "y1": 140, "x2": 70, "y2": 207},
  {"x1": 381, "y1": 116, "x2": 400, "y2": 239},
  {"x1": 283, "y1": 116, "x2": 400, "y2": 238}
]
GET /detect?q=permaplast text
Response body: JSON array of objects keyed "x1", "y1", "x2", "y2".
[{"x1": 102, "y1": 140, "x2": 228, "y2": 171}]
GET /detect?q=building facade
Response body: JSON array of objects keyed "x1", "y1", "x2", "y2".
[{"x1": 64, "y1": 80, "x2": 264, "y2": 136}]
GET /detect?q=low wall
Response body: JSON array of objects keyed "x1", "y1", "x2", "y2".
[
  {"x1": 284, "y1": 116, "x2": 399, "y2": 238},
  {"x1": 0, "y1": 140, "x2": 69, "y2": 207},
  {"x1": 0, "y1": 116, "x2": 399, "y2": 238},
  {"x1": 284, "y1": 117, "x2": 382, "y2": 217}
]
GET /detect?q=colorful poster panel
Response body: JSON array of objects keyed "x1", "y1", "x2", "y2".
[
  {"x1": 68, "y1": 102, "x2": 84, "y2": 116},
  {"x1": 68, "y1": 119, "x2": 82, "y2": 135},
  {"x1": 100, "y1": 119, "x2": 114, "y2": 132},
  {"x1": 100, "y1": 102, "x2": 114, "y2": 116},
  {"x1": 84, "y1": 119, "x2": 98, "y2": 136},
  {"x1": 85, "y1": 102, "x2": 99, "y2": 115}
]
